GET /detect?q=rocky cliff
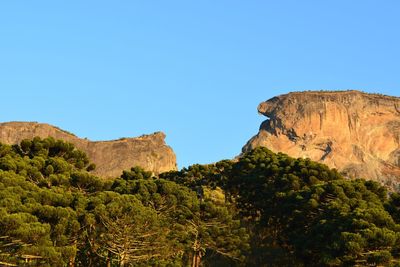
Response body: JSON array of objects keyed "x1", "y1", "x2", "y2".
[
  {"x1": 243, "y1": 90, "x2": 400, "y2": 188},
  {"x1": 0, "y1": 122, "x2": 177, "y2": 178}
]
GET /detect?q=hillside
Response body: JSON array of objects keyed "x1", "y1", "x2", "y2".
[
  {"x1": 0, "y1": 122, "x2": 177, "y2": 177},
  {"x1": 243, "y1": 90, "x2": 400, "y2": 188}
]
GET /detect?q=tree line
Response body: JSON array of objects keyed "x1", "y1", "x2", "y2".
[{"x1": 1, "y1": 137, "x2": 400, "y2": 266}]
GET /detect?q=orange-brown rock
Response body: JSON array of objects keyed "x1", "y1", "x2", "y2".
[
  {"x1": 0, "y1": 122, "x2": 177, "y2": 178},
  {"x1": 243, "y1": 90, "x2": 400, "y2": 188}
]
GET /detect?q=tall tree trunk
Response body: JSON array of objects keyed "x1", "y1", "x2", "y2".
[
  {"x1": 192, "y1": 252, "x2": 196, "y2": 267},
  {"x1": 106, "y1": 251, "x2": 111, "y2": 267},
  {"x1": 68, "y1": 257, "x2": 75, "y2": 267},
  {"x1": 192, "y1": 251, "x2": 201, "y2": 267},
  {"x1": 119, "y1": 252, "x2": 126, "y2": 267}
]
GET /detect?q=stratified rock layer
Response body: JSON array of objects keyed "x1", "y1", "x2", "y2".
[
  {"x1": 243, "y1": 90, "x2": 400, "y2": 187},
  {"x1": 0, "y1": 122, "x2": 177, "y2": 178}
]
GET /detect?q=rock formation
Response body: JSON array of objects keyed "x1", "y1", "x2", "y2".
[
  {"x1": 0, "y1": 122, "x2": 177, "y2": 178},
  {"x1": 243, "y1": 90, "x2": 400, "y2": 188}
]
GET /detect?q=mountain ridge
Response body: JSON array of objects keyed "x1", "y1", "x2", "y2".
[
  {"x1": 0, "y1": 121, "x2": 177, "y2": 178},
  {"x1": 244, "y1": 90, "x2": 400, "y2": 188}
]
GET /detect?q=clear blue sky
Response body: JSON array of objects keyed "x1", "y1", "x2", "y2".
[{"x1": 0, "y1": 1, "x2": 399, "y2": 168}]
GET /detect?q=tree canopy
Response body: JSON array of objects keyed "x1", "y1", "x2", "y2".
[{"x1": 0, "y1": 138, "x2": 399, "y2": 266}]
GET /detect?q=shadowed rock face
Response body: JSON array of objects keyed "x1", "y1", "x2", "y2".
[
  {"x1": 0, "y1": 122, "x2": 177, "y2": 178},
  {"x1": 243, "y1": 90, "x2": 400, "y2": 188}
]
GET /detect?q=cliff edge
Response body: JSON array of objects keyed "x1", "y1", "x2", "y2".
[
  {"x1": 0, "y1": 122, "x2": 177, "y2": 178},
  {"x1": 243, "y1": 90, "x2": 400, "y2": 187}
]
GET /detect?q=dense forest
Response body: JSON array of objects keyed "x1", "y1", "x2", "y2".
[{"x1": 1, "y1": 137, "x2": 400, "y2": 266}]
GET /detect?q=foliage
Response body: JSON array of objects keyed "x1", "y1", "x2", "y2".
[
  {"x1": 224, "y1": 148, "x2": 400, "y2": 266},
  {"x1": 0, "y1": 138, "x2": 248, "y2": 266},
  {"x1": 1, "y1": 138, "x2": 400, "y2": 266}
]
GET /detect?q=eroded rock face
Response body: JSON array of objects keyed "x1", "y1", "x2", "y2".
[
  {"x1": 0, "y1": 122, "x2": 177, "y2": 178},
  {"x1": 243, "y1": 90, "x2": 400, "y2": 188}
]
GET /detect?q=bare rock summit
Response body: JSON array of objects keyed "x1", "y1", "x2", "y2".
[
  {"x1": 0, "y1": 122, "x2": 177, "y2": 178},
  {"x1": 243, "y1": 90, "x2": 400, "y2": 188}
]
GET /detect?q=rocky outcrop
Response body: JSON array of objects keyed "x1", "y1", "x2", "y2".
[
  {"x1": 243, "y1": 90, "x2": 400, "y2": 188},
  {"x1": 0, "y1": 122, "x2": 177, "y2": 178}
]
